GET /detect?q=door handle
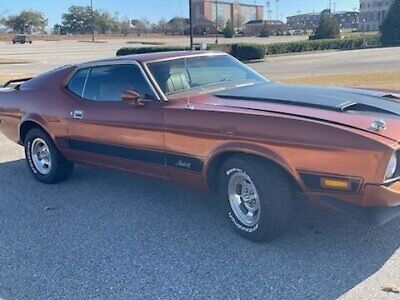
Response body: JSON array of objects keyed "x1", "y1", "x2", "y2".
[{"x1": 71, "y1": 110, "x2": 84, "y2": 119}]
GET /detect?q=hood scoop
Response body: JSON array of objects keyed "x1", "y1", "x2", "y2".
[{"x1": 381, "y1": 93, "x2": 400, "y2": 100}]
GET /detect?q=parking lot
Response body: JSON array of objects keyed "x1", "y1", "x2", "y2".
[
  {"x1": 1, "y1": 40, "x2": 400, "y2": 299},
  {"x1": 1, "y1": 39, "x2": 400, "y2": 80}
]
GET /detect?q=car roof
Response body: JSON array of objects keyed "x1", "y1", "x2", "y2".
[{"x1": 76, "y1": 51, "x2": 226, "y2": 67}]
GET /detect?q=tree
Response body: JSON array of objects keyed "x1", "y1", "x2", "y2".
[
  {"x1": 120, "y1": 17, "x2": 131, "y2": 36},
  {"x1": 314, "y1": 10, "x2": 340, "y2": 39},
  {"x1": 62, "y1": 6, "x2": 121, "y2": 35},
  {"x1": 62, "y1": 6, "x2": 93, "y2": 34},
  {"x1": 130, "y1": 18, "x2": 150, "y2": 36},
  {"x1": 1, "y1": 10, "x2": 48, "y2": 34},
  {"x1": 223, "y1": 20, "x2": 234, "y2": 38},
  {"x1": 155, "y1": 18, "x2": 167, "y2": 34},
  {"x1": 52, "y1": 24, "x2": 66, "y2": 35},
  {"x1": 380, "y1": 0, "x2": 400, "y2": 46},
  {"x1": 95, "y1": 11, "x2": 121, "y2": 34}
]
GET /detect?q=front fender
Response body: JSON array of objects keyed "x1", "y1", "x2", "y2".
[{"x1": 204, "y1": 141, "x2": 306, "y2": 191}]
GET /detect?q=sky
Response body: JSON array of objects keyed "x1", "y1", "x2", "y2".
[{"x1": 0, "y1": 0, "x2": 360, "y2": 26}]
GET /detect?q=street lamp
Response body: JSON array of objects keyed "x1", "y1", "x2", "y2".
[
  {"x1": 90, "y1": 0, "x2": 95, "y2": 42},
  {"x1": 276, "y1": 0, "x2": 279, "y2": 21}
]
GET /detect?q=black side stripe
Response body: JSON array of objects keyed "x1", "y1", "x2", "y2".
[{"x1": 66, "y1": 138, "x2": 204, "y2": 172}]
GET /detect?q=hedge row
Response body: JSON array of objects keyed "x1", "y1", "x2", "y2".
[
  {"x1": 231, "y1": 43, "x2": 266, "y2": 61},
  {"x1": 116, "y1": 35, "x2": 381, "y2": 61},
  {"x1": 116, "y1": 46, "x2": 190, "y2": 56},
  {"x1": 116, "y1": 43, "x2": 266, "y2": 61},
  {"x1": 208, "y1": 43, "x2": 266, "y2": 61},
  {"x1": 265, "y1": 35, "x2": 380, "y2": 55}
]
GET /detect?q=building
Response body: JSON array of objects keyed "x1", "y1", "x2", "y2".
[
  {"x1": 192, "y1": 0, "x2": 264, "y2": 30},
  {"x1": 287, "y1": 10, "x2": 359, "y2": 31},
  {"x1": 244, "y1": 20, "x2": 287, "y2": 36},
  {"x1": 166, "y1": 17, "x2": 216, "y2": 36},
  {"x1": 287, "y1": 12, "x2": 320, "y2": 31},
  {"x1": 359, "y1": 0, "x2": 393, "y2": 31},
  {"x1": 334, "y1": 11, "x2": 359, "y2": 30},
  {"x1": 166, "y1": 17, "x2": 189, "y2": 35}
]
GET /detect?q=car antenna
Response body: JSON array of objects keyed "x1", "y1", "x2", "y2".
[{"x1": 184, "y1": 57, "x2": 194, "y2": 110}]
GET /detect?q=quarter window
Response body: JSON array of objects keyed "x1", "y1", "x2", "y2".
[
  {"x1": 82, "y1": 64, "x2": 157, "y2": 101},
  {"x1": 67, "y1": 68, "x2": 90, "y2": 97}
]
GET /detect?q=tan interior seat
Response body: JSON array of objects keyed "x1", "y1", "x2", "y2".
[{"x1": 166, "y1": 73, "x2": 190, "y2": 94}]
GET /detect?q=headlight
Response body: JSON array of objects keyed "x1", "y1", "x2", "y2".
[{"x1": 385, "y1": 153, "x2": 398, "y2": 180}]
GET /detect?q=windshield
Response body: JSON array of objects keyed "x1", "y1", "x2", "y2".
[{"x1": 147, "y1": 55, "x2": 268, "y2": 95}]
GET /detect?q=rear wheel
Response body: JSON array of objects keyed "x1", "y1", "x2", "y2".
[
  {"x1": 219, "y1": 156, "x2": 293, "y2": 242},
  {"x1": 24, "y1": 128, "x2": 73, "y2": 184}
]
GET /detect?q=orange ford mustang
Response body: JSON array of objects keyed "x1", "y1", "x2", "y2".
[{"x1": 1, "y1": 51, "x2": 400, "y2": 242}]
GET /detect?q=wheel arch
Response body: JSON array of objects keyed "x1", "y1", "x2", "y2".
[
  {"x1": 19, "y1": 117, "x2": 49, "y2": 144},
  {"x1": 204, "y1": 144, "x2": 305, "y2": 194}
]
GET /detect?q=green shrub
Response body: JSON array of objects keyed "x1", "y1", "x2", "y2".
[
  {"x1": 266, "y1": 35, "x2": 380, "y2": 55},
  {"x1": 314, "y1": 10, "x2": 341, "y2": 39},
  {"x1": 116, "y1": 46, "x2": 189, "y2": 56},
  {"x1": 231, "y1": 43, "x2": 266, "y2": 61},
  {"x1": 380, "y1": 0, "x2": 400, "y2": 46},
  {"x1": 223, "y1": 20, "x2": 235, "y2": 38}
]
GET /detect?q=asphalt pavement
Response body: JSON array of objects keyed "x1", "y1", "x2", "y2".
[{"x1": 1, "y1": 133, "x2": 400, "y2": 299}]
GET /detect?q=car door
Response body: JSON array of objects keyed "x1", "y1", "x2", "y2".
[{"x1": 63, "y1": 61, "x2": 167, "y2": 178}]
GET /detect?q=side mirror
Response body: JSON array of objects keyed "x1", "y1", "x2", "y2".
[{"x1": 121, "y1": 90, "x2": 146, "y2": 106}]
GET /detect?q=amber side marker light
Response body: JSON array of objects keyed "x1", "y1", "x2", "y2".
[{"x1": 320, "y1": 178, "x2": 351, "y2": 191}]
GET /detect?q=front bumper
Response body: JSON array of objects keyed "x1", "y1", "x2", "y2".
[
  {"x1": 320, "y1": 197, "x2": 400, "y2": 226},
  {"x1": 320, "y1": 181, "x2": 400, "y2": 226}
]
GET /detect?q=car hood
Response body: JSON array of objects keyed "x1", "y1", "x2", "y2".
[{"x1": 211, "y1": 83, "x2": 400, "y2": 142}]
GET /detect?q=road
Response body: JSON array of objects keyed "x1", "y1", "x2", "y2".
[
  {"x1": 1, "y1": 41, "x2": 400, "y2": 299},
  {"x1": 0, "y1": 36, "x2": 308, "y2": 76}
]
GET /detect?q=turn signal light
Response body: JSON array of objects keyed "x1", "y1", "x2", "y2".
[{"x1": 320, "y1": 178, "x2": 351, "y2": 191}]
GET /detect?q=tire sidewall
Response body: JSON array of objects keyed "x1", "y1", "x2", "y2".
[
  {"x1": 219, "y1": 158, "x2": 273, "y2": 241},
  {"x1": 24, "y1": 129, "x2": 58, "y2": 183}
]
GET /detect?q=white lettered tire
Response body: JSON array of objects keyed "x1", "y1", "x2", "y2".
[
  {"x1": 24, "y1": 128, "x2": 73, "y2": 184},
  {"x1": 219, "y1": 156, "x2": 293, "y2": 242}
]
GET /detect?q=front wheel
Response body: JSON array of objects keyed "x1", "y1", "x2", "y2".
[
  {"x1": 24, "y1": 128, "x2": 74, "y2": 184},
  {"x1": 219, "y1": 156, "x2": 293, "y2": 242}
]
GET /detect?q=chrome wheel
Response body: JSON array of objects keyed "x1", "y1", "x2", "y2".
[
  {"x1": 228, "y1": 170, "x2": 261, "y2": 227},
  {"x1": 31, "y1": 138, "x2": 52, "y2": 175}
]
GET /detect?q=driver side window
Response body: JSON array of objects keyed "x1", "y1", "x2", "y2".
[{"x1": 69, "y1": 64, "x2": 157, "y2": 102}]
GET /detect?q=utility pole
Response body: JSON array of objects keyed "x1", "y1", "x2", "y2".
[
  {"x1": 215, "y1": 0, "x2": 219, "y2": 45},
  {"x1": 329, "y1": 0, "x2": 332, "y2": 14},
  {"x1": 189, "y1": 0, "x2": 194, "y2": 49},
  {"x1": 90, "y1": 0, "x2": 95, "y2": 42},
  {"x1": 276, "y1": 0, "x2": 279, "y2": 21},
  {"x1": 333, "y1": 2, "x2": 337, "y2": 13}
]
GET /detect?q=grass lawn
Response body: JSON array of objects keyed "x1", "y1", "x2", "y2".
[
  {"x1": 0, "y1": 58, "x2": 31, "y2": 64},
  {"x1": 281, "y1": 71, "x2": 400, "y2": 91}
]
